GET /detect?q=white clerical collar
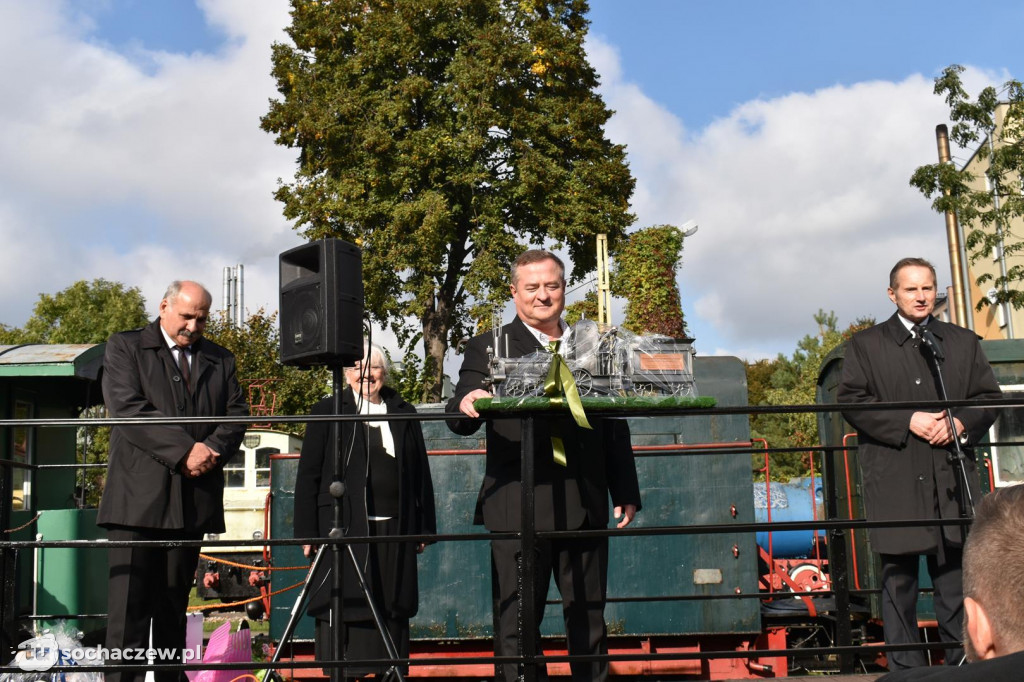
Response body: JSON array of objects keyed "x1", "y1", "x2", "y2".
[
  {"x1": 897, "y1": 314, "x2": 932, "y2": 335},
  {"x1": 353, "y1": 394, "x2": 395, "y2": 458},
  {"x1": 522, "y1": 318, "x2": 568, "y2": 347}
]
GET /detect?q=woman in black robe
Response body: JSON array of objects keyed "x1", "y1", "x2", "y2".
[{"x1": 294, "y1": 345, "x2": 436, "y2": 678}]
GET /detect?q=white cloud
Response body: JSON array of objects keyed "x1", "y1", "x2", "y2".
[
  {"x1": 0, "y1": 0, "x2": 297, "y2": 324},
  {"x1": 0, "y1": 2, "x2": 1012, "y2": 372},
  {"x1": 589, "y1": 36, "x2": 1003, "y2": 359}
]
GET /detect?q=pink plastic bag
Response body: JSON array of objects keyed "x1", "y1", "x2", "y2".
[{"x1": 194, "y1": 623, "x2": 252, "y2": 682}]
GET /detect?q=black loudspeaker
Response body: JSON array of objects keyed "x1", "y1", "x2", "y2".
[{"x1": 279, "y1": 239, "x2": 364, "y2": 366}]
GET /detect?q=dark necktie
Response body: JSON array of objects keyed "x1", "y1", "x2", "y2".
[
  {"x1": 911, "y1": 324, "x2": 923, "y2": 347},
  {"x1": 177, "y1": 346, "x2": 191, "y2": 388}
]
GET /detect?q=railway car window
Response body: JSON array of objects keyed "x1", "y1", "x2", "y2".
[
  {"x1": 224, "y1": 458, "x2": 246, "y2": 488},
  {"x1": 991, "y1": 387, "x2": 1024, "y2": 487},
  {"x1": 10, "y1": 400, "x2": 34, "y2": 510},
  {"x1": 255, "y1": 447, "x2": 277, "y2": 487}
]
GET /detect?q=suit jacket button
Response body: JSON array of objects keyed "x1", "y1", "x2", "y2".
[
  {"x1": 915, "y1": 378, "x2": 922, "y2": 384},
  {"x1": 178, "y1": 403, "x2": 185, "y2": 410},
  {"x1": 917, "y1": 474, "x2": 925, "y2": 481},
  {"x1": 173, "y1": 375, "x2": 181, "y2": 382}
]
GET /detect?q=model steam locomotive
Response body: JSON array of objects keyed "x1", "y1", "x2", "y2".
[{"x1": 484, "y1": 318, "x2": 698, "y2": 399}]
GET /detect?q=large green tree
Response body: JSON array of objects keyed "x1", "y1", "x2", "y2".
[
  {"x1": 0, "y1": 279, "x2": 149, "y2": 344},
  {"x1": 910, "y1": 64, "x2": 1024, "y2": 310},
  {"x1": 262, "y1": 0, "x2": 635, "y2": 400}
]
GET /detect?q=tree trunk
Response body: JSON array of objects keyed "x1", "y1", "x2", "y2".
[{"x1": 421, "y1": 303, "x2": 448, "y2": 403}]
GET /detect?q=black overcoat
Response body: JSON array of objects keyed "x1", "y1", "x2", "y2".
[
  {"x1": 294, "y1": 386, "x2": 436, "y2": 621},
  {"x1": 98, "y1": 319, "x2": 249, "y2": 533},
  {"x1": 837, "y1": 314, "x2": 1001, "y2": 554},
  {"x1": 446, "y1": 316, "x2": 642, "y2": 532}
]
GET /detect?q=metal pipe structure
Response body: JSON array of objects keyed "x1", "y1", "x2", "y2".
[
  {"x1": 222, "y1": 267, "x2": 231, "y2": 322},
  {"x1": 222, "y1": 265, "x2": 245, "y2": 326},
  {"x1": 237, "y1": 264, "x2": 245, "y2": 327},
  {"x1": 935, "y1": 125, "x2": 971, "y2": 329}
]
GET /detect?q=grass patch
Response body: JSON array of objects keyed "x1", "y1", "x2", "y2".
[{"x1": 188, "y1": 588, "x2": 270, "y2": 634}]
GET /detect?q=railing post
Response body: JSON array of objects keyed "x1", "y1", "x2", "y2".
[
  {"x1": 519, "y1": 415, "x2": 537, "y2": 682},
  {"x1": 0, "y1": 456, "x2": 14, "y2": 665},
  {"x1": 821, "y1": 445, "x2": 854, "y2": 673}
]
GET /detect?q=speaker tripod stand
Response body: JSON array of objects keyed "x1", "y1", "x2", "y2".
[
  {"x1": 265, "y1": 543, "x2": 405, "y2": 682},
  {"x1": 267, "y1": 365, "x2": 405, "y2": 682}
]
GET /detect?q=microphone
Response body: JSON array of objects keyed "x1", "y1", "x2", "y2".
[{"x1": 917, "y1": 325, "x2": 945, "y2": 362}]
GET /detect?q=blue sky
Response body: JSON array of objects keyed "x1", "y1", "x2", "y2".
[
  {"x1": 1, "y1": 0, "x2": 1021, "y2": 364},
  {"x1": 591, "y1": 1, "x2": 1024, "y2": 130}
]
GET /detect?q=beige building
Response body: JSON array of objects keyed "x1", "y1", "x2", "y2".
[{"x1": 950, "y1": 102, "x2": 1024, "y2": 339}]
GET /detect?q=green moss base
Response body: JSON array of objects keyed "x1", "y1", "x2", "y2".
[{"x1": 474, "y1": 395, "x2": 717, "y2": 412}]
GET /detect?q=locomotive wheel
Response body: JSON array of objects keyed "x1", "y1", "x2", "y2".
[
  {"x1": 631, "y1": 382, "x2": 656, "y2": 397},
  {"x1": 506, "y1": 379, "x2": 527, "y2": 397},
  {"x1": 571, "y1": 369, "x2": 593, "y2": 396},
  {"x1": 788, "y1": 563, "x2": 827, "y2": 596},
  {"x1": 672, "y1": 381, "x2": 696, "y2": 398}
]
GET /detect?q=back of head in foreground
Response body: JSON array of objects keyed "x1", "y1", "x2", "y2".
[{"x1": 961, "y1": 483, "x2": 1024, "y2": 661}]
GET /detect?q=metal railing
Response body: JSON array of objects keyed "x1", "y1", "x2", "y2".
[{"x1": 1, "y1": 395, "x2": 1022, "y2": 679}]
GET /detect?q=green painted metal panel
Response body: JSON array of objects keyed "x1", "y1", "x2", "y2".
[
  {"x1": 32, "y1": 509, "x2": 107, "y2": 634},
  {"x1": 408, "y1": 442, "x2": 491, "y2": 639},
  {"x1": 605, "y1": 356, "x2": 758, "y2": 635},
  {"x1": 980, "y1": 339, "x2": 1024, "y2": 366},
  {"x1": 272, "y1": 356, "x2": 758, "y2": 640},
  {"x1": 269, "y1": 455, "x2": 315, "y2": 642}
]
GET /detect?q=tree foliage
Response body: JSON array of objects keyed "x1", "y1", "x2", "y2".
[
  {"x1": 747, "y1": 310, "x2": 874, "y2": 480},
  {"x1": 203, "y1": 309, "x2": 330, "y2": 435},
  {"x1": 0, "y1": 279, "x2": 149, "y2": 344},
  {"x1": 261, "y1": 0, "x2": 635, "y2": 400},
  {"x1": 611, "y1": 225, "x2": 688, "y2": 337},
  {"x1": 564, "y1": 290, "x2": 598, "y2": 327},
  {"x1": 385, "y1": 334, "x2": 440, "y2": 405},
  {"x1": 910, "y1": 64, "x2": 1024, "y2": 310}
]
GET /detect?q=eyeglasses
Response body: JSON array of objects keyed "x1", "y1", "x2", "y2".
[{"x1": 346, "y1": 364, "x2": 385, "y2": 373}]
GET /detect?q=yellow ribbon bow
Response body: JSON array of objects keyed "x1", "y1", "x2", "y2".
[{"x1": 543, "y1": 340, "x2": 592, "y2": 466}]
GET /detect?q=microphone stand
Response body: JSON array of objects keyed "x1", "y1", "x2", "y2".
[{"x1": 918, "y1": 332, "x2": 976, "y2": 520}]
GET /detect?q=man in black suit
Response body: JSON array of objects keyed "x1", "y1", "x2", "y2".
[
  {"x1": 98, "y1": 280, "x2": 248, "y2": 682},
  {"x1": 838, "y1": 258, "x2": 1001, "y2": 670},
  {"x1": 878, "y1": 484, "x2": 1024, "y2": 680},
  {"x1": 447, "y1": 249, "x2": 641, "y2": 682}
]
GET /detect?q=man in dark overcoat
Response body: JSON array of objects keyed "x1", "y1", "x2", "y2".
[
  {"x1": 98, "y1": 280, "x2": 248, "y2": 682},
  {"x1": 447, "y1": 249, "x2": 642, "y2": 682},
  {"x1": 838, "y1": 257, "x2": 1001, "y2": 670}
]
